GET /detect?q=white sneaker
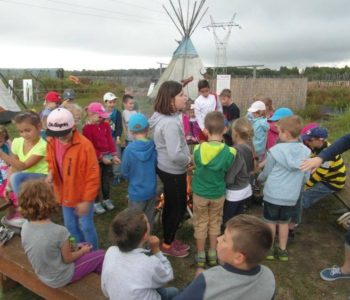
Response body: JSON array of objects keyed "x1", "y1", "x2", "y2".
[
  {"x1": 94, "y1": 203, "x2": 106, "y2": 214},
  {"x1": 102, "y1": 199, "x2": 115, "y2": 211},
  {"x1": 2, "y1": 216, "x2": 28, "y2": 228}
]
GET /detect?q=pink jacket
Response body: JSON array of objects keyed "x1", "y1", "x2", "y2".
[{"x1": 266, "y1": 121, "x2": 279, "y2": 150}]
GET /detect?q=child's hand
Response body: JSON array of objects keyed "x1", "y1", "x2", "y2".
[
  {"x1": 80, "y1": 243, "x2": 92, "y2": 254},
  {"x1": 75, "y1": 201, "x2": 90, "y2": 216},
  {"x1": 148, "y1": 235, "x2": 160, "y2": 254},
  {"x1": 112, "y1": 156, "x2": 121, "y2": 164},
  {"x1": 116, "y1": 137, "x2": 121, "y2": 145},
  {"x1": 45, "y1": 172, "x2": 53, "y2": 185},
  {"x1": 102, "y1": 157, "x2": 112, "y2": 165}
]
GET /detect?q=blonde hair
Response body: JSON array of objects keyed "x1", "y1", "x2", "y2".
[
  {"x1": 19, "y1": 180, "x2": 58, "y2": 221},
  {"x1": 62, "y1": 102, "x2": 82, "y2": 125},
  {"x1": 233, "y1": 118, "x2": 254, "y2": 143}
]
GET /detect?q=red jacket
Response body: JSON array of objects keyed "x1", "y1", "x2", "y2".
[
  {"x1": 46, "y1": 130, "x2": 100, "y2": 207},
  {"x1": 83, "y1": 120, "x2": 117, "y2": 160}
]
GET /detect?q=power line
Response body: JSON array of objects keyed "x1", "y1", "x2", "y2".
[
  {"x1": 105, "y1": 0, "x2": 165, "y2": 15},
  {"x1": 0, "y1": 0, "x2": 167, "y2": 24}
]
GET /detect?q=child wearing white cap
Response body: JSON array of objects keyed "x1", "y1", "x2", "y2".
[{"x1": 247, "y1": 101, "x2": 269, "y2": 161}]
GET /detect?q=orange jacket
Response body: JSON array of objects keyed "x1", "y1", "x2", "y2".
[{"x1": 46, "y1": 130, "x2": 100, "y2": 207}]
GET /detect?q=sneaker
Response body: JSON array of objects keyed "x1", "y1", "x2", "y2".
[
  {"x1": 320, "y1": 266, "x2": 350, "y2": 281},
  {"x1": 207, "y1": 250, "x2": 218, "y2": 267},
  {"x1": 277, "y1": 247, "x2": 289, "y2": 262},
  {"x1": 195, "y1": 252, "x2": 206, "y2": 268},
  {"x1": 94, "y1": 203, "x2": 106, "y2": 214},
  {"x1": 266, "y1": 247, "x2": 275, "y2": 260},
  {"x1": 2, "y1": 216, "x2": 27, "y2": 228},
  {"x1": 160, "y1": 243, "x2": 189, "y2": 258},
  {"x1": 173, "y1": 239, "x2": 190, "y2": 251},
  {"x1": 102, "y1": 199, "x2": 115, "y2": 211}
]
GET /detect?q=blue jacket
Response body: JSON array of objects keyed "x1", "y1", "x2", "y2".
[
  {"x1": 251, "y1": 117, "x2": 269, "y2": 156},
  {"x1": 110, "y1": 108, "x2": 123, "y2": 139},
  {"x1": 258, "y1": 142, "x2": 311, "y2": 206},
  {"x1": 121, "y1": 139, "x2": 157, "y2": 201}
]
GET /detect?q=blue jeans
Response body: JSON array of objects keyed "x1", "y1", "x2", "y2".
[
  {"x1": 11, "y1": 172, "x2": 46, "y2": 195},
  {"x1": 157, "y1": 287, "x2": 179, "y2": 300},
  {"x1": 302, "y1": 182, "x2": 335, "y2": 209},
  {"x1": 62, "y1": 203, "x2": 98, "y2": 250}
]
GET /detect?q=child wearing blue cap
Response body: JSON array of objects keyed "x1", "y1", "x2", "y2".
[
  {"x1": 121, "y1": 113, "x2": 157, "y2": 227},
  {"x1": 301, "y1": 124, "x2": 346, "y2": 209}
]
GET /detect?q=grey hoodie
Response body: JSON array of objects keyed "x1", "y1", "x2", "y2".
[
  {"x1": 149, "y1": 112, "x2": 190, "y2": 174},
  {"x1": 258, "y1": 142, "x2": 311, "y2": 206}
]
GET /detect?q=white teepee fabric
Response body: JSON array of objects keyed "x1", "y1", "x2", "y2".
[{"x1": 0, "y1": 80, "x2": 20, "y2": 112}]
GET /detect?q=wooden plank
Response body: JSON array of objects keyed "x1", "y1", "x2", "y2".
[
  {"x1": 334, "y1": 177, "x2": 350, "y2": 210},
  {"x1": 0, "y1": 236, "x2": 104, "y2": 300}
]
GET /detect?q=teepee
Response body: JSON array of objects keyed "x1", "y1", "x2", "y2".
[
  {"x1": 0, "y1": 78, "x2": 21, "y2": 124},
  {"x1": 150, "y1": 0, "x2": 208, "y2": 100}
]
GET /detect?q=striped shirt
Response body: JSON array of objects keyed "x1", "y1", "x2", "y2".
[{"x1": 306, "y1": 141, "x2": 346, "y2": 191}]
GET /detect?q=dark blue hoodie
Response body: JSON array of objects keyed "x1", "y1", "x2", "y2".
[{"x1": 121, "y1": 139, "x2": 157, "y2": 201}]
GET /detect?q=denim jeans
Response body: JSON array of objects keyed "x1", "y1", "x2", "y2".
[
  {"x1": 10, "y1": 172, "x2": 46, "y2": 196},
  {"x1": 62, "y1": 203, "x2": 98, "y2": 250},
  {"x1": 157, "y1": 287, "x2": 179, "y2": 300},
  {"x1": 302, "y1": 182, "x2": 335, "y2": 209}
]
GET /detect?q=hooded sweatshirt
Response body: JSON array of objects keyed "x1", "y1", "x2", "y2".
[
  {"x1": 258, "y1": 142, "x2": 311, "y2": 206},
  {"x1": 192, "y1": 142, "x2": 236, "y2": 199},
  {"x1": 149, "y1": 112, "x2": 190, "y2": 174},
  {"x1": 251, "y1": 117, "x2": 269, "y2": 156},
  {"x1": 121, "y1": 139, "x2": 157, "y2": 201}
]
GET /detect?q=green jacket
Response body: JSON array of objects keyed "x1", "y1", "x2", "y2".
[{"x1": 192, "y1": 142, "x2": 236, "y2": 199}]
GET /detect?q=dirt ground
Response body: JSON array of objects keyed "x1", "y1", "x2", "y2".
[{"x1": 2, "y1": 181, "x2": 350, "y2": 300}]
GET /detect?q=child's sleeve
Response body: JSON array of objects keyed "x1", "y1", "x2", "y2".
[
  {"x1": 149, "y1": 252, "x2": 174, "y2": 287},
  {"x1": 173, "y1": 273, "x2": 206, "y2": 300},
  {"x1": 120, "y1": 150, "x2": 130, "y2": 180},
  {"x1": 81, "y1": 144, "x2": 100, "y2": 202},
  {"x1": 105, "y1": 123, "x2": 117, "y2": 155},
  {"x1": 225, "y1": 151, "x2": 245, "y2": 185},
  {"x1": 258, "y1": 151, "x2": 276, "y2": 182},
  {"x1": 31, "y1": 139, "x2": 46, "y2": 157},
  {"x1": 83, "y1": 125, "x2": 101, "y2": 160},
  {"x1": 194, "y1": 98, "x2": 205, "y2": 131}
]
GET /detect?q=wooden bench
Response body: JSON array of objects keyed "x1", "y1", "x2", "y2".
[
  {"x1": 0, "y1": 236, "x2": 105, "y2": 300},
  {"x1": 333, "y1": 174, "x2": 350, "y2": 211}
]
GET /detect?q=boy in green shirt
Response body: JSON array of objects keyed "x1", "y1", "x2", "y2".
[{"x1": 192, "y1": 111, "x2": 236, "y2": 270}]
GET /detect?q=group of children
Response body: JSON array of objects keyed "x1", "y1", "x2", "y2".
[{"x1": 0, "y1": 78, "x2": 346, "y2": 299}]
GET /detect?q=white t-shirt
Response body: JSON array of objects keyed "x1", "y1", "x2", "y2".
[
  {"x1": 122, "y1": 110, "x2": 137, "y2": 141},
  {"x1": 194, "y1": 94, "x2": 221, "y2": 131},
  {"x1": 226, "y1": 184, "x2": 252, "y2": 202}
]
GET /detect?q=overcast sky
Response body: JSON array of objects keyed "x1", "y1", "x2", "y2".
[{"x1": 1, "y1": 0, "x2": 350, "y2": 70}]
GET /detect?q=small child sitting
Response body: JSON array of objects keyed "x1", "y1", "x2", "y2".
[
  {"x1": 258, "y1": 116, "x2": 310, "y2": 261},
  {"x1": 301, "y1": 124, "x2": 346, "y2": 209},
  {"x1": 20, "y1": 180, "x2": 105, "y2": 288},
  {"x1": 192, "y1": 111, "x2": 236, "y2": 268},
  {"x1": 247, "y1": 101, "x2": 269, "y2": 161},
  {"x1": 121, "y1": 113, "x2": 157, "y2": 227},
  {"x1": 101, "y1": 208, "x2": 177, "y2": 300},
  {"x1": 174, "y1": 215, "x2": 275, "y2": 300}
]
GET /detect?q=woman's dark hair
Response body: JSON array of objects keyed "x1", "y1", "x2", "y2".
[
  {"x1": 110, "y1": 208, "x2": 148, "y2": 252},
  {"x1": 14, "y1": 110, "x2": 41, "y2": 127},
  {"x1": 154, "y1": 81, "x2": 183, "y2": 115}
]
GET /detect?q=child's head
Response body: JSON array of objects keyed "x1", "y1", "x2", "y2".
[
  {"x1": 204, "y1": 111, "x2": 225, "y2": 136},
  {"x1": 268, "y1": 107, "x2": 293, "y2": 122},
  {"x1": 277, "y1": 115, "x2": 302, "y2": 142},
  {"x1": 232, "y1": 117, "x2": 253, "y2": 143},
  {"x1": 247, "y1": 101, "x2": 266, "y2": 118},
  {"x1": 19, "y1": 180, "x2": 58, "y2": 221},
  {"x1": 128, "y1": 113, "x2": 149, "y2": 137},
  {"x1": 122, "y1": 94, "x2": 135, "y2": 111},
  {"x1": 110, "y1": 208, "x2": 149, "y2": 252},
  {"x1": 86, "y1": 102, "x2": 110, "y2": 123},
  {"x1": 189, "y1": 104, "x2": 196, "y2": 118},
  {"x1": 154, "y1": 81, "x2": 187, "y2": 115},
  {"x1": 198, "y1": 79, "x2": 210, "y2": 97},
  {"x1": 219, "y1": 89, "x2": 232, "y2": 107},
  {"x1": 62, "y1": 89, "x2": 76, "y2": 102},
  {"x1": 61, "y1": 102, "x2": 82, "y2": 126},
  {"x1": 14, "y1": 111, "x2": 42, "y2": 141},
  {"x1": 301, "y1": 124, "x2": 328, "y2": 150},
  {"x1": 261, "y1": 97, "x2": 274, "y2": 112},
  {"x1": 104, "y1": 92, "x2": 118, "y2": 111},
  {"x1": 0, "y1": 125, "x2": 9, "y2": 146},
  {"x1": 44, "y1": 91, "x2": 61, "y2": 109},
  {"x1": 46, "y1": 107, "x2": 75, "y2": 142},
  {"x1": 218, "y1": 215, "x2": 273, "y2": 268}
]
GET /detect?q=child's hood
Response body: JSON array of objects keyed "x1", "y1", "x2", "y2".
[
  {"x1": 127, "y1": 139, "x2": 156, "y2": 162},
  {"x1": 195, "y1": 143, "x2": 235, "y2": 171},
  {"x1": 269, "y1": 142, "x2": 311, "y2": 170},
  {"x1": 252, "y1": 117, "x2": 269, "y2": 129}
]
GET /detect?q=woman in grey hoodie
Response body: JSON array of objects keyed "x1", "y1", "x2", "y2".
[{"x1": 149, "y1": 81, "x2": 191, "y2": 258}]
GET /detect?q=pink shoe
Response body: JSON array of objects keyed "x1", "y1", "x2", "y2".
[
  {"x1": 173, "y1": 240, "x2": 190, "y2": 251},
  {"x1": 160, "y1": 243, "x2": 189, "y2": 258}
]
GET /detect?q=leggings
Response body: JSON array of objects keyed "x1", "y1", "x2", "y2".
[{"x1": 157, "y1": 168, "x2": 187, "y2": 245}]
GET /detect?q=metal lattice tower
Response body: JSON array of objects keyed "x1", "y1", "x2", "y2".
[{"x1": 204, "y1": 14, "x2": 241, "y2": 74}]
